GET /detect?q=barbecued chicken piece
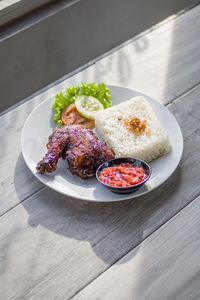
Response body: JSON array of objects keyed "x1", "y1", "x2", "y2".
[{"x1": 36, "y1": 124, "x2": 114, "y2": 178}]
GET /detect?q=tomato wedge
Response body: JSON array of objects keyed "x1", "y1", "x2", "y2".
[
  {"x1": 61, "y1": 103, "x2": 95, "y2": 129},
  {"x1": 61, "y1": 104, "x2": 85, "y2": 125}
]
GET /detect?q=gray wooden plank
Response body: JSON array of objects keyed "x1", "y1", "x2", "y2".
[
  {"x1": 0, "y1": 96, "x2": 44, "y2": 216},
  {"x1": 96, "y1": 4, "x2": 200, "y2": 105},
  {"x1": 1, "y1": 5, "x2": 200, "y2": 215},
  {"x1": 0, "y1": 83, "x2": 200, "y2": 299},
  {"x1": 73, "y1": 195, "x2": 200, "y2": 300}
]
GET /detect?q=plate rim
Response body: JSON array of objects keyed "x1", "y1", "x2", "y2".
[{"x1": 21, "y1": 84, "x2": 183, "y2": 202}]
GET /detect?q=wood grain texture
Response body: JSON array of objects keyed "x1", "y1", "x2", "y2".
[
  {"x1": 0, "y1": 95, "x2": 45, "y2": 216},
  {"x1": 0, "y1": 83, "x2": 200, "y2": 299},
  {"x1": 73, "y1": 195, "x2": 200, "y2": 300},
  {"x1": 1, "y1": 5, "x2": 200, "y2": 215},
  {"x1": 96, "y1": 4, "x2": 200, "y2": 105}
]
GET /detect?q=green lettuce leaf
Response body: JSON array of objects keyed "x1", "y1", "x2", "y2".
[{"x1": 53, "y1": 82, "x2": 112, "y2": 125}]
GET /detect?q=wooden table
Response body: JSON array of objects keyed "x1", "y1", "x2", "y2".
[{"x1": 1, "y1": 4, "x2": 200, "y2": 299}]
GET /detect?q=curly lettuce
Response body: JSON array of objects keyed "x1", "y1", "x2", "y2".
[{"x1": 53, "y1": 82, "x2": 112, "y2": 125}]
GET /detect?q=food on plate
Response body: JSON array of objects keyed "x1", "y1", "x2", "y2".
[
  {"x1": 53, "y1": 82, "x2": 112, "y2": 126},
  {"x1": 36, "y1": 124, "x2": 114, "y2": 179},
  {"x1": 98, "y1": 163, "x2": 147, "y2": 187},
  {"x1": 95, "y1": 96, "x2": 171, "y2": 162}
]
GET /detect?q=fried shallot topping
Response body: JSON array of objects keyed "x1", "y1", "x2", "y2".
[{"x1": 123, "y1": 116, "x2": 149, "y2": 136}]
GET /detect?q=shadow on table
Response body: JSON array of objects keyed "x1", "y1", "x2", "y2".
[{"x1": 14, "y1": 153, "x2": 182, "y2": 266}]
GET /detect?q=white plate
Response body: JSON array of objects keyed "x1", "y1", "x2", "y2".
[{"x1": 21, "y1": 85, "x2": 183, "y2": 202}]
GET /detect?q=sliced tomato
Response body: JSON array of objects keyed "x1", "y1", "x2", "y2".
[
  {"x1": 61, "y1": 103, "x2": 95, "y2": 129},
  {"x1": 61, "y1": 103, "x2": 85, "y2": 125}
]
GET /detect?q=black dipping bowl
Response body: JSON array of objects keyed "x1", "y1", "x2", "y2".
[{"x1": 96, "y1": 157, "x2": 151, "y2": 194}]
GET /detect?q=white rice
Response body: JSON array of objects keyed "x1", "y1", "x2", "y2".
[{"x1": 95, "y1": 96, "x2": 171, "y2": 162}]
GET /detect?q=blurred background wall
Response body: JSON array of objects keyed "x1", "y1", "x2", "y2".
[{"x1": 0, "y1": 0, "x2": 199, "y2": 111}]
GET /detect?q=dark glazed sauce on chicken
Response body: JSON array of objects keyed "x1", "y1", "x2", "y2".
[{"x1": 36, "y1": 124, "x2": 114, "y2": 178}]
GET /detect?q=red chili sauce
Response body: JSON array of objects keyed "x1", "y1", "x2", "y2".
[{"x1": 98, "y1": 163, "x2": 147, "y2": 187}]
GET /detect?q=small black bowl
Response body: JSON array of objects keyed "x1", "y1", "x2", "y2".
[{"x1": 96, "y1": 157, "x2": 151, "y2": 194}]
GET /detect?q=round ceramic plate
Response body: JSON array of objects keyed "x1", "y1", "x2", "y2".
[{"x1": 21, "y1": 85, "x2": 183, "y2": 202}]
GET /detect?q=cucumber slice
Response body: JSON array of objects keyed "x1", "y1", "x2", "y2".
[{"x1": 75, "y1": 95, "x2": 104, "y2": 119}]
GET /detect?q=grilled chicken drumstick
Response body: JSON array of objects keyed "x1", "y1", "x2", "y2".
[{"x1": 36, "y1": 124, "x2": 114, "y2": 178}]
